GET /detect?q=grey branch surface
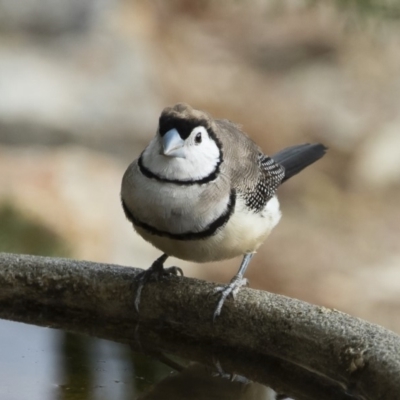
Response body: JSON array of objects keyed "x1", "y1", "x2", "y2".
[{"x1": 0, "y1": 252, "x2": 399, "y2": 400}]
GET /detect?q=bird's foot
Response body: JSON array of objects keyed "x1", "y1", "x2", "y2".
[
  {"x1": 213, "y1": 275, "x2": 248, "y2": 321},
  {"x1": 212, "y1": 359, "x2": 236, "y2": 381},
  {"x1": 134, "y1": 255, "x2": 183, "y2": 312},
  {"x1": 212, "y1": 359, "x2": 249, "y2": 383}
]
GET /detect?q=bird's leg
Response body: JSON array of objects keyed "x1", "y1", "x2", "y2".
[
  {"x1": 134, "y1": 253, "x2": 183, "y2": 312},
  {"x1": 212, "y1": 359, "x2": 235, "y2": 381},
  {"x1": 213, "y1": 253, "x2": 254, "y2": 321}
]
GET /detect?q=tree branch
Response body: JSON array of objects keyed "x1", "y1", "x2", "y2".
[{"x1": 0, "y1": 252, "x2": 399, "y2": 400}]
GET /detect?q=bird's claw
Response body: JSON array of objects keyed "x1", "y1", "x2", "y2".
[
  {"x1": 213, "y1": 276, "x2": 248, "y2": 321},
  {"x1": 212, "y1": 358, "x2": 250, "y2": 383},
  {"x1": 134, "y1": 260, "x2": 183, "y2": 312},
  {"x1": 162, "y1": 266, "x2": 183, "y2": 277},
  {"x1": 212, "y1": 359, "x2": 236, "y2": 381}
]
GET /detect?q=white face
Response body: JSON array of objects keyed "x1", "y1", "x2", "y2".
[{"x1": 140, "y1": 125, "x2": 221, "y2": 182}]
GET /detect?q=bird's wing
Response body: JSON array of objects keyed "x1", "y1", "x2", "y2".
[
  {"x1": 213, "y1": 119, "x2": 285, "y2": 212},
  {"x1": 241, "y1": 154, "x2": 285, "y2": 212}
]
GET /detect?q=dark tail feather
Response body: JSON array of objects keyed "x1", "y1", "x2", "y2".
[{"x1": 272, "y1": 143, "x2": 327, "y2": 183}]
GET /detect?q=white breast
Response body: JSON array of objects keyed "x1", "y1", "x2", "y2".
[
  {"x1": 122, "y1": 162, "x2": 231, "y2": 235},
  {"x1": 134, "y1": 195, "x2": 282, "y2": 263}
]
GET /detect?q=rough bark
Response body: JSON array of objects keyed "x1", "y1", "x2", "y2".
[{"x1": 0, "y1": 252, "x2": 399, "y2": 400}]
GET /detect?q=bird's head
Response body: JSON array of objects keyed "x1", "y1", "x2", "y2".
[{"x1": 140, "y1": 103, "x2": 222, "y2": 182}]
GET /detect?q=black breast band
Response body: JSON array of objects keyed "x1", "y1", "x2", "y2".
[{"x1": 121, "y1": 190, "x2": 236, "y2": 241}]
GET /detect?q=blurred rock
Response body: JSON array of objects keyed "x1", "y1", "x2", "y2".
[
  {"x1": 223, "y1": 6, "x2": 340, "y2": 72},
  {"x1": 0, "y1": 1, "x2": 162, "y2": 159},
  {"x1": 0, "y1": 0, "x2": 115, "y2": 34},
  {"x1": 352, "y1": 121, "x2": 400, "y2": 190}
]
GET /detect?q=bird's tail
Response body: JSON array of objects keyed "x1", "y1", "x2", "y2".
[{"x1": 272, "y1": 143, "x2": 327, "y2": 183}]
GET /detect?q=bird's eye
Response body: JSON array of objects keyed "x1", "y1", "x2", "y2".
[{"x1": 195, "y1": 132, "x2": 202, "y2": 144}]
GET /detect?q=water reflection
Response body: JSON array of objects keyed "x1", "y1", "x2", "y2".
[
  {"x1": 56, "y1": 333, "x2": 178, "y2": 400},
  {"x1": 1, "y1": 319, "x2": 287, "y2": 400},
  {"x1": 137, "y1": 363, "x2": 282, "y2": 400},
  {"x1": 58, "y1": 333, "x2": 91, "y2": 400}
]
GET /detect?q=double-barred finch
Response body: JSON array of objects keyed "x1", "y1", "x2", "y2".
[{"x1": 121, "y1": 103, "x2": 327, "y2": 320}]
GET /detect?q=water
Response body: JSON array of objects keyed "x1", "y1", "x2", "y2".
[
  {"x1": 0, "y1": 319, "x2": 174, "y2": 400},
  {"x1": 0, "y1": 319, "x2": 281, "y2": 400}
]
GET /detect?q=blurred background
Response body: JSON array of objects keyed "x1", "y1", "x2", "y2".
[{"x1": 1, "y1": 0, "x2": 400, "y2": 398}]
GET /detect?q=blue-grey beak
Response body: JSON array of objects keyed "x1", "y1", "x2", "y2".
[{"x1": 162, "y1": 128, "x2": 186, "y2": 158}]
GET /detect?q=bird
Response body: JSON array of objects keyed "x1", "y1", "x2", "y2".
[{"x1": 121, "y1": 103, "x2": 327, "y2": 320}]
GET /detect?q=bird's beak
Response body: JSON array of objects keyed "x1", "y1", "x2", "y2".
[{"x1": 162, "y1": 129, "x2": 186, "y2": 158}]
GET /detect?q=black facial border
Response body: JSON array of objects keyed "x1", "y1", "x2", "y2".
[{"x1": 138, "y1": 126, "x2": 223, "y2": 185}]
